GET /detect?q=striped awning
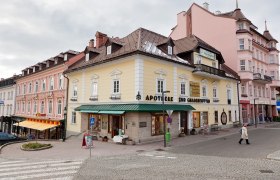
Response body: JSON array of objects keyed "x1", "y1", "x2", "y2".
[{"x1": 13, "y1": 120, "x2": 60, "y2": 131}]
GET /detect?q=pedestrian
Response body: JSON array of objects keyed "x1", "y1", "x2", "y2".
[{"x1": 239, "y1": 123, "x2": 250, "y2": 145}]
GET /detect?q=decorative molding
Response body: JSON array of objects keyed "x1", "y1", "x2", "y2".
[
  {"x1": 178, "y1": 74, "x2": 188, "y2": 80},
  {"x1": 72, "y1": 79, "x2": 79, "y2": 83},
  {"x1": 91, "y1": 74, "x2": 99, "y2": 80},
  {"x1": 154, "y1": 69, "x2": 167, "y2": 76},
  {"x1": 110, "y1": 69, "x2": 122, "y2": 76}
]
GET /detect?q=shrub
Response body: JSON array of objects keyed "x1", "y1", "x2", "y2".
[{"x1": 22, "y1": 142, "x2": 51, "y2": 150}]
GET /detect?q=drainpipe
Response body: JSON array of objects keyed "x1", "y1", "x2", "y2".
[
  {"x1": 63, "y1": 73, "x2": 69, "y2": 141},
  {"x1": 237, "y1": 81, "x2": 241, "y2": 123}
]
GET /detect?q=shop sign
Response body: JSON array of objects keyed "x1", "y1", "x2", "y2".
[
  {"x1": 187, "y1": 98, "x2": 210, "y2": 103},
  {"x1": 190, "y1": 82, "x2": 200, "y2": 97},
  {"x1": 145, "y1": 95, "x2": 173, "y2": 102},
  {"x1": 200, "y1": 48, "x2": 216, "y2": 60}
]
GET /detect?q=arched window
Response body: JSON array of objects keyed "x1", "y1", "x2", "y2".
[{"x1": 40, "y1": 101, "x2": 45, "y2": 113}]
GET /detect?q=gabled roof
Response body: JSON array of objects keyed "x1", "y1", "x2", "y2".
[{"x1": 263, "y1": 30, "x2": 278, "y2": 43}]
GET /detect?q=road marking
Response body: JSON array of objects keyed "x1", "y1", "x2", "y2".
[{"x1": 166, "y1": 156, "x2": 177, "y2": 159}]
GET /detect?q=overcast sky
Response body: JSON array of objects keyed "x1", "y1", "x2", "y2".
[{"x1": 0, "y1": 0, "x2": 279, "y2": 79}]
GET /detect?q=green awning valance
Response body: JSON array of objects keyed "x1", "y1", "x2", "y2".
[
  {"x1": 98, "y1": 111, "x2": 125, "y2": 115},
  {"x1": 75, "y1": 103, "x2": 195, "y2": 112},
  {"x1": 80, "y1": 110, "x2": 99, "y2": 113}
]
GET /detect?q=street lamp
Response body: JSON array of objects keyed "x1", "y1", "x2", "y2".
[
  {"x1": 162, "y1": 90, "x2": 170, "y2": 147},
  {"x1": 254, "y1": 98, "x2": 259, "y2": 128}
]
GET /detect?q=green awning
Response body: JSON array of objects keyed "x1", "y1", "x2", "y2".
[
  {"x1": 80, "y1": 110, "x2": 99, "y2": 113},
  {"x1": 75, "y1": 103, "x2": 195, "y2": 112},
  {"x1": 98, "y1": 111, "x2": 125, "y2": 115}
]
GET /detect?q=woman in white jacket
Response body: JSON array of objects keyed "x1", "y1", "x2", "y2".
[{"x1": 239, "y1": 124, "x2": 250, "y2": 144}]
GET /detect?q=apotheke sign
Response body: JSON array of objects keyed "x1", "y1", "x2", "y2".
[{"x1": 146, "y1": 95, "x2": 173, "y2": 102}]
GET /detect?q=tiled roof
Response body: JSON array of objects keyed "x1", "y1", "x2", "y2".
[
  {"x1": 218, "y1": 8, "x2": 252, "y2": 25},
  {"x1": 263, "y1": 30, "x2": 278, "y2": 43}
]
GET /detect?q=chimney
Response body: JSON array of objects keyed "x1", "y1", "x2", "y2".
[
  {"x1": 89, "y1": 39, "x2": 95, "y2": 48},
  {"x1": 203, "y1": 2, "x2": 209, "y2": 11},
  {"x1": 95, "y1": 31, "x2": 108, "y2": 48}
]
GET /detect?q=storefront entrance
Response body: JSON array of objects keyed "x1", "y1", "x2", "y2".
[
  {"x1": 109, "y1": 115, "x2": 124, "y2": 138},
  {"x1": 180, "y1": 112, "x2": 188, "y2": 134},
  {"x1": 193, "y1": 112, "x2": 200, "y2": 128}
]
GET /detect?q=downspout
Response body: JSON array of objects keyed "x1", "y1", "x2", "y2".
[
  {"x1": 237, "y1": 81, "x2": 241, "y2": 123},
  {"x1": 63, "y1": 73, "x2": 69, "y2": 141}
]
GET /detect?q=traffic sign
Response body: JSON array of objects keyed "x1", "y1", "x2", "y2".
[{"x1": 90, "y1": 117, "x2": 95, "y2": 126}]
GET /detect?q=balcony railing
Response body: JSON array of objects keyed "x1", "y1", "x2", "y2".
[
  {"x1": 193, "y1": 64, "x2": 226, "y2": 77},
  {"x1": 253, "y1": 73, "x2": 272, "y2": 83}
]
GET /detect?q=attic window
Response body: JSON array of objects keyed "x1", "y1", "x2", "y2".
[
  {"x1": 55, "y1": 59, "x2": 58, "y2": 64},
  {"x1": 33, "y1": 67, "x2": 36, "y2": 72},
  {"x1": 27, "y1": 69, "x2": 30, "y2": 74},
  {"x1": 85, "y1": 53, "x2": 89, "y2": 61},
  {"x1": 46, "y1": 62, "x2": 49, "y2": 67},
  {"x1": 167, "y1": 45, "x2": 173, "y2": 55},
  {"x1": 39, "y1": 65, "x2": 42, "y2": 70},
  {"x1": 64, "y1": 54, "x2": 67, "y2": 61},
  {"x1": 107, "y1": 45, "x2": 112, "y2": 55}
]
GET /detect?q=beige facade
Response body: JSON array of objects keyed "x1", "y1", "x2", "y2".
[{"x1": 66, "y1": 28, "x2": 239, "y2": 144}]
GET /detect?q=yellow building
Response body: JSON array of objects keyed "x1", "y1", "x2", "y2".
[{"x1": 64, "y1": 28, "x2": 239, "y2": 144}]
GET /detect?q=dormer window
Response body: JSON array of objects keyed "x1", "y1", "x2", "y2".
[
  {"x1": 54, "y1": 59, "x2": 58, "y2": 64},
  {"x1": 167, "y1": 45, "x2": 173, "y2": 55},
  {"x1": 107, "y1": 45, "x2": 112, "y2": 55},
  {"x1": 85, "y1": 53, "x2": 89, "y2": 61},
  {"x1": 27, "y1": 69, "x2": 30, "y2": 74},
  {"x1": 39, "y1": 65, "x2": 42, "y2": 70},
  {"x1": 46, "y1": 62, "x2": 49, "y2": 67},
  {"x1": 33, "y1": 67, "x2": 36, "y2": 72},
  {"x1": 238, "y1": 22, "x2": 244, "y2": 30},
  {"x1": 64, "y1": 54, "x2": 68, "y2": 61}
]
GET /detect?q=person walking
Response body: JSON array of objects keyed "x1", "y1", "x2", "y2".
[{"x1": 239, "y1": 123, "x2": 250, "y2": 145}]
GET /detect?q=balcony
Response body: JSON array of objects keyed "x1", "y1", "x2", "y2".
[
  {"x1": 270, "y1": 79, "x2": 280, "y2": 88},
  {"x1": 239, "y1": 71, "x2": 253, "y2": 81},
  {"x1": 253, "y1": 73, "x2": 272, "y2": 84},
  {"x1": 193, "y1": 64, "x2": 226, "y2": 79}
]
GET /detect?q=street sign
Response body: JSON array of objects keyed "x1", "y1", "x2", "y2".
[
  {"x1": 90, "y1": 117, "x2": 95, "y2": 126},
  {"x1": 166, "y1": 110, "x2": 173, "y2": 117},
  {"x1": 167, "y1": 117, "x2": 172, "y2": 123}
]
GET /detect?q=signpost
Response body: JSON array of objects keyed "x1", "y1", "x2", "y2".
[{"x1": 89, "y1": 117, "x2": 95, "y2": 158}]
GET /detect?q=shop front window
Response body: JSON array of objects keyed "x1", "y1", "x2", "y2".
[{"x1": 151, "y1": 114, "x2": 165, "y2": 136}]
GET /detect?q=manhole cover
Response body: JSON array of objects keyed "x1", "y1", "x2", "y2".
[
  {"x1": 259, "y1": 170, "x2": 274, "y2": 173},
  {"x1": 136, "y1": 150, "x2": 145, "y2": 152},
  {"x1": 155, "y1": 148, "x2": 165, "y2": 151}
]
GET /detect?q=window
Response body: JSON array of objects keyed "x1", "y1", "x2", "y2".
[
  {"x1": 213, "y1": 87, "x2": 217, "y2": 98},
  {"x1": 254, "y1": 86, "x2": 257, "y2": 96},
  {"x1": 85, "y1": 53, "x2": 89, "y2": 61},
  {"x1": 256, "y1": 50, "x2": 259, "y2": 59},
  {"x1": 249, "y1": 85, "x2": 252, "y2": 96},
  {"x1": 248, "y1": 61, "x2": 252, "y2": 72},
  {"x1": 22, "y1": 102, "x2": 25, "y2": 113},
  {"x1": 50, "y1": 77, "x2": 54, "y2": 90},
  {"x1": 40, "y1": 101, "x2": 45, "y2": 114},
  {"x1": 238, "y1": 22, "x2": 244, "y2": 30},
  {"x1": 240, "y1": 60, "x2": 245, "y2": 71},
  {"x1": 202, "y1": 86, "x2": 207, "y2": 97},
  {"x1": 54, "y1": 59, "x2": 58, "y2": 64},
  {"x1": 64, "y1": 54, "x2": 67, "y2": 61},
  {"x1": 72, "y1": 84, "x2": 78, "y2": 98},
  {"x1": 227, "y1": 89, "x2": 231, "y2": 104},
  {"x1": 266, "y1": 88, "x2": 269, "y2": 98},
  {"x1": 258, "y1": 86, "x2": 261, "y2": 97},
  {"x1": 17, "y1": 102, "x2": 20, "y2": 112},
  {"x1": 151, "y1": 114, "x2": 165, "y2": 136},
  {"x1": 113, "y1": 80, "x2": 120, "y2": 94},
  {"x1": 157, "y1": 79, "x2": 164, "y2": 94},
  {"x1": 71, "y1": 111, "x2": 76, "y2": 124},
  {"x1": 106, "y1": 45, "x2": 112, "y2": 55},
  {"x1": 2, "y1": 92, "x2": 5, "y2": 100},
  {"x1": 270, "y1": 71, "x2": 275, "y2": 80},
  {"x1": 180, "y1": 82, "x2": 186, "y2": 95},
  {"x1": 33, "y1": 101, "x2": 37, "y2": 114},
  {"x1": 248, "y1": 39, "x2": 251, "y2": 50},
  {"x1": 35, "y1": 81, "x2": 39, "y2": 93},
  {"x1": 42, "y1": 79, "x2": 46, "y2": 91},
  {"x1": 241, "y1": 84, "x2": 246, "y2": 94},
  {"x1": 212, "y1": 61, "x2": 217, "y2": 68},
  {"x1": 229, "y1": 111, "x2": 232, "y2": 122},
  {"x1": 91, "y1": 82, "x2": 98, "y2": 96},
  {"x1": 27, "y1": 101, "x2": 31, "y2": 113},
  {"x1": 239, "y1": 39, "x2": 244, "y2": 50},
  {"x1": 262, "y1": 87, "x2": 265, "y2": 97},
  {"x1": 57, "y1": 100, "x2": 62, "y2": 115},
  {"x1": 23, "y1": 84, "x2": 26, "y2": 95},
  {"x1": 167, "y1": 45, "x2": 173, "y2": 55},
  {"x1": 271, "y1": 89, "x2": 275, "y2": 99},
  {"x1": 59, "y1": 74, "x2": 64, "y2": 89},
  {"x1": 29, "y1": 83, "x2": 32, "y2": 93},
  {"x1": 214, "y1": 111, "x2": 218, "y2": 123},
  {"x1": 48, "y1": 100, "x2": 53, "y2": 114}
]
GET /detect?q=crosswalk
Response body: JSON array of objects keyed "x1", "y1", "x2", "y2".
[{"x1": 0, "y1": 159, "x2": 83, "y2": 180}]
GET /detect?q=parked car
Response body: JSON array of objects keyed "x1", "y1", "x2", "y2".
[{"x1": 0, "y1": 132, "x2": 26, "y2": 145}]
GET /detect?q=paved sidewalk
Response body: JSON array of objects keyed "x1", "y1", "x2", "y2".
[{"x1": 0, "y1": 122, "x2": 279, "y2": 161}]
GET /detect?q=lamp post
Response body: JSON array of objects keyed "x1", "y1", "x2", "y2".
[
  {"x1": 162, "y1": 90, "x2": 170, "y2": 147},
  {"x1": 254, "y1": 98, "x2": 259, "y2": 128}
]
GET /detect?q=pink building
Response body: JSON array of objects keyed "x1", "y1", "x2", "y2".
[
  {"x1": 170, "y1": 2, "x2": 280, "y2": 124},
  {"x1": 13, "y1": 50, "x2": 83, "y2": 139}
]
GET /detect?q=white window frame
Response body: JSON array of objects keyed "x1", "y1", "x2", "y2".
[
  {"x1": 85, "y1": 53, "x2": 89, "y2": 61},
  {"x1": 29, "y1": 83, "x2": 32, "y2": 93},
  {"x1": 71, "y1": 111, "x2": 76, "y2": 124},
  {"x1": 33, "y1": 101, "x2": 37, "y2": 114},
  {"x1": 241, "y1": 84, "x2": 246, "y2": 94},
  {"x1": 22, "y1": 102, "x2": 25, "y2": 113},
  {"x1": 50, "y1": 77, "x2": 54, "y2": 90},
  {"x1": 180, "y1": 82, "x2": 186, "y2": 95},
  {"x1": 57, "y1": 99, "x2": 62, "y2": 115},
  {"x1": 167, "y1": 45, "x2": 173, "y2": 55},
  {"x1": 40, "y1": 101, "x2": 45, "y2": 114},
  {"x1": 27, "y1": 101, "x2": 31, "y2": 113},
  {"x1": 156, "y1": 78, "x2": 165, "y2": 94},
  {"x1": 73, "y1": 84, "x2": 78, "y2": 97},
  {"x1": 112, "y1": 79, "x2": 120, "y2": 94},
  {"x1": 240, "y1": 60, "x2": 245, "y2": 71},
  {"x1": 91, "y1": 81, "x2": 98, "y2": 96},
  {"x1": 59, "y1": 74, "x2": 64, "y2": 90},
  {"x1": 35, "y1": 81, "x2": 39, "y2": 93},
  {"x1": 107, "y1": 45, "x2": 112, "y2": 55},
  {"x1": 42, "y1": 79, "x2": 46, "y2": 92},
  {"x1": 239, "y1": 39, "x2": 244, "y2": 50},
  {"x1": 48, "y1": 100, "x2": 53, "y2": 114}
]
